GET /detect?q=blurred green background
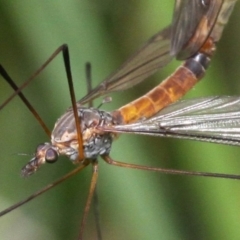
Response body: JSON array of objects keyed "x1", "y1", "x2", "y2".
[{"x1": 0, "y1": 1, "x2": 240, "y2": 240}]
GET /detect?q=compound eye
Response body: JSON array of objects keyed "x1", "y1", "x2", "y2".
[{"x1": 45, "y1": 148, "x2": 58, "y2": 163}]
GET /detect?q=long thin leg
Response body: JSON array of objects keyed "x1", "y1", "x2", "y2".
[
  {"x1": 85, "y1": 62, "x2": 93, "y2": 108},
  {"x1": 0, "y1": 45, "x2": 84, "y2": 160},
  {"x1": 85, "y1": 62, "x2": 102, "y2": 240},
  {"x1": 0, "y1": 161, "x2": 90, "y2": 217},
  {"x1": 0, "y1": 45, "x2": 66, "y2": 110},
  {"x1": 61, "y1": 46, "x2": 84, "y2": 160},
  {"x1": 0, "y1": 65, "x2": 51, "y2": 137},
  {"x1": 79, "y1": 161, "x2": 99, "y2": 240},
  {"x1": 93, "y1": 185, "x2": 102, "y2": 240},
  {"x1": 102, "y1": 155, "x2": 240, "y2": 180},
  {"x1": 0, "y1": 46, "x2": 91, "y2": 236}
]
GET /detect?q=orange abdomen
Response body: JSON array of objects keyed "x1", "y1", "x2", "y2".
[{"x1": 113, "y1": 38, "x2": 215, "y2": 124}]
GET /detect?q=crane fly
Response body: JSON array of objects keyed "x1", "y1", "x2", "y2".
[{"x1": 0, "y1": 0, "x2": 238, "y2": 239}]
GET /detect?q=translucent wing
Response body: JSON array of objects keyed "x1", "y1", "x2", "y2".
[
  {"x1": 79, "y1": 27, "x2": 172, "y2": 104},
  {"x1": 171, "y1": 0, "x2": 223, "y2": 59},
  {"x1": 106, "y1": 96, "x2": 240, "y2": 146}
]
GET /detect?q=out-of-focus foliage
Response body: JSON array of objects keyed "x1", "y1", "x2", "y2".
[{"x1": 0, "y1": 1, "x2": 240, "y2": 240}]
